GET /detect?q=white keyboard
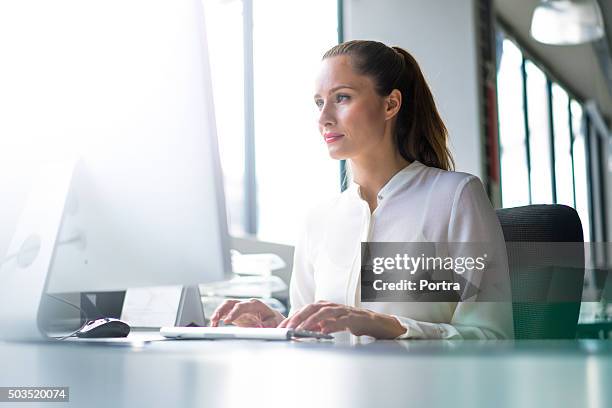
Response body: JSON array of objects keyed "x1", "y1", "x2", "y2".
[{"x1": 160, "y1": 326, "x2": 333, "y2": 340}]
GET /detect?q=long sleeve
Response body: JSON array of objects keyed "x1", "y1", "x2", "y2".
[
  {"x1": 392, "y1": 176, "x2": 514, "y2": 339},
  {"x1": 392, "y1": 302, "x2": 512, "y2": 339}
]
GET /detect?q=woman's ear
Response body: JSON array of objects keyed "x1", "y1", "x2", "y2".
[{"x1": 385, "y1": 89, "x2": 402, "y2": 121}]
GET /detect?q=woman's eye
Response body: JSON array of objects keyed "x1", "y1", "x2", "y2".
[
  {"x1": 335, "y1": 94, "x2": 350, "y2": 103},
  {"x1": 315, "y1": 99, "x2": 324, "y2": 109}
]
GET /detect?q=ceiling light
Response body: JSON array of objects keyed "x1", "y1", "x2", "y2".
[{"x1": 530, "y1": 0, "x2": 605, "y2": 45}]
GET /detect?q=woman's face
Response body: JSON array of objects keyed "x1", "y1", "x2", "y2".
[{"x1": 314, "y1": 55, "x2": 392, "y2": 161}]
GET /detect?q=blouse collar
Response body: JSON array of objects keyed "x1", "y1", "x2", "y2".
[{"x1": 348, "y1": 160, "x2": 424, "y2": 203}]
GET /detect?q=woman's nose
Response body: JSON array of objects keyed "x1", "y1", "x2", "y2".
[{"x1": 318, "y1": 103, "x2": 336, "y2": 128}]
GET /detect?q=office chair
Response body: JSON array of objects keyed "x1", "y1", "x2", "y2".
[{"x1": 496, "y1": 204, "x2": 585, "y2": 339}]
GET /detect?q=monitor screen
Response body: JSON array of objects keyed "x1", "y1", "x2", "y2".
[{"x1": 0, "y1": 0, "x2": 232, "y2": 295}]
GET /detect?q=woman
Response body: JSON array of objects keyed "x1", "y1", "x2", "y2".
[{"x1": 211, "y1": 40, "x2": 514, "y2": 339}]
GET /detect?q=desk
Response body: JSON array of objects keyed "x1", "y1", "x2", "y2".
[{"x1": 1, "y1": 334, "x2": 611, "y2": 408}]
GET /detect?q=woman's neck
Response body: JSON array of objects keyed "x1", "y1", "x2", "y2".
[{"x1": 351, "y1": 151, "x2": 410, "y2": 212}]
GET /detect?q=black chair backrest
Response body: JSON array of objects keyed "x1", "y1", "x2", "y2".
[{"x1": 496, "y1": 204, "x2": 584, "y2": 339}]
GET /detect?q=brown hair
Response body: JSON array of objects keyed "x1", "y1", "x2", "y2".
[{"x1": 323, "y1": 40, "x2": 454, "y2": 171}]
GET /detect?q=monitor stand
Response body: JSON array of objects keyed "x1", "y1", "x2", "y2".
[
  {"x1": 0, "y1": 160, "x2": 76, "y2": 341},
  {"x1": 175, "y1": 285, "x2": 206, "y2": 327}
]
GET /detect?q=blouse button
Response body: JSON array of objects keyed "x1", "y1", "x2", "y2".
[{"x1": 377, "y1": 194, "x2": 383, "y2": 201}]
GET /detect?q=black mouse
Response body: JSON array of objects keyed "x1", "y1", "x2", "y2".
[{"x1": 76, "y1": 318, "x2": 131, "y2": 338}]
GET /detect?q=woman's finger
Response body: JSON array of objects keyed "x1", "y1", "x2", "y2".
[
  {"x1": 278, "y1": 302, "x2": 327, "y2": 329},
  {"x1": 318, "y1": 316, "x2": 351, "y2": 334},
  {"x1": 297, "y1": 306, "x2": 344, "y2": 331},
  {"x1": 224, "y1": 299, "x2": 270, "y2": 324},
  {"x1": 281, "y1": 301, "x2": 337, "y2": 329},
  {"x1": 231, "y1": 313, "x2": 264, "y2": 328},
  {"x1": 210, "y1": 299, "x2": 241, "y2": 327}
]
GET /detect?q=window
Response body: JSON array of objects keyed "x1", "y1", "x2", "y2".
[
  {"x1": 204, "y1": 0, "x2": 339, "y2": 245},
  {"x1": 571, "y1": 100, "x2": 591, "y2": 241},
  {"x1": 496, "y1": 31, "x2": 598, "y2": 241},
  {"x1": 253, "y1": 0, "x2": 339, "y2": 244},
  {"x1": 525, "y1": 60, "x2": 553, "y2": 204},
  {"x1": 551, "y1": 83, "x2": 574, "y2": 207},
  {"x1": 204, "y1": 0, "x2": 246, "y2": 237},
  {"x1": 497, "y1": 39, "x2": 530, "y2": 207}
]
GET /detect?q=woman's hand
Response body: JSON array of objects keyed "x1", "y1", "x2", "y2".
[
  {"x1": 277, "y1": 301, "x2": 407, "y2": 339},
  {"x1": 209, "y1": 299, "x2": 285, "y2": 328}
]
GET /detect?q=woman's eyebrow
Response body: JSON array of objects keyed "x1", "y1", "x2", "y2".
[{"x1": 314, "y1": 85, "x2": 356, "y2": 98}]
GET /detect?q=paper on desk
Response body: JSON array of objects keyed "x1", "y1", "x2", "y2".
[
  {"x1": 231, "y1": 251, "x2": 286, "y2": 276},
  {"x1": 121, "y1": 285, "x2": 183, "y2": 327},
  {"x1": 199, "y1": 275, "x2": 287, "y2": 298}
]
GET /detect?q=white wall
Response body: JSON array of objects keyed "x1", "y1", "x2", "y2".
[{"x1": 343, "y1": 0, "x2": 484, "y2": 178}]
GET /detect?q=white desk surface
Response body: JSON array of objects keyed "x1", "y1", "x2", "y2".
[{"x1": 1, "y1": 332, "x2": 611, "y2": 408}]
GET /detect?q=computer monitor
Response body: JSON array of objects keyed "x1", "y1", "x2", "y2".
[{"x1": 0, "y1": 0, "x2": 231, "y2": 339}]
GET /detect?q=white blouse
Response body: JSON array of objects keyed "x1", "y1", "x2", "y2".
[{"x1": 289, "y1": 160, "x2": 514, "y2": 339}]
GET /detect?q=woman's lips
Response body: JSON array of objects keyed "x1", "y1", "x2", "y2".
[{"x1": 324, "y1": 133, "x2": 344, "y2": 144}]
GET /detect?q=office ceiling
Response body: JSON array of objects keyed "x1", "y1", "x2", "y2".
[{"x1": 494, "y1": 0, "x2": 612, "y2": 123}]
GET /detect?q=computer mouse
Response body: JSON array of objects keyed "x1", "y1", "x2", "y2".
[{"x1": 76, "y1": 318, "x2": 131, "y2": 338}]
